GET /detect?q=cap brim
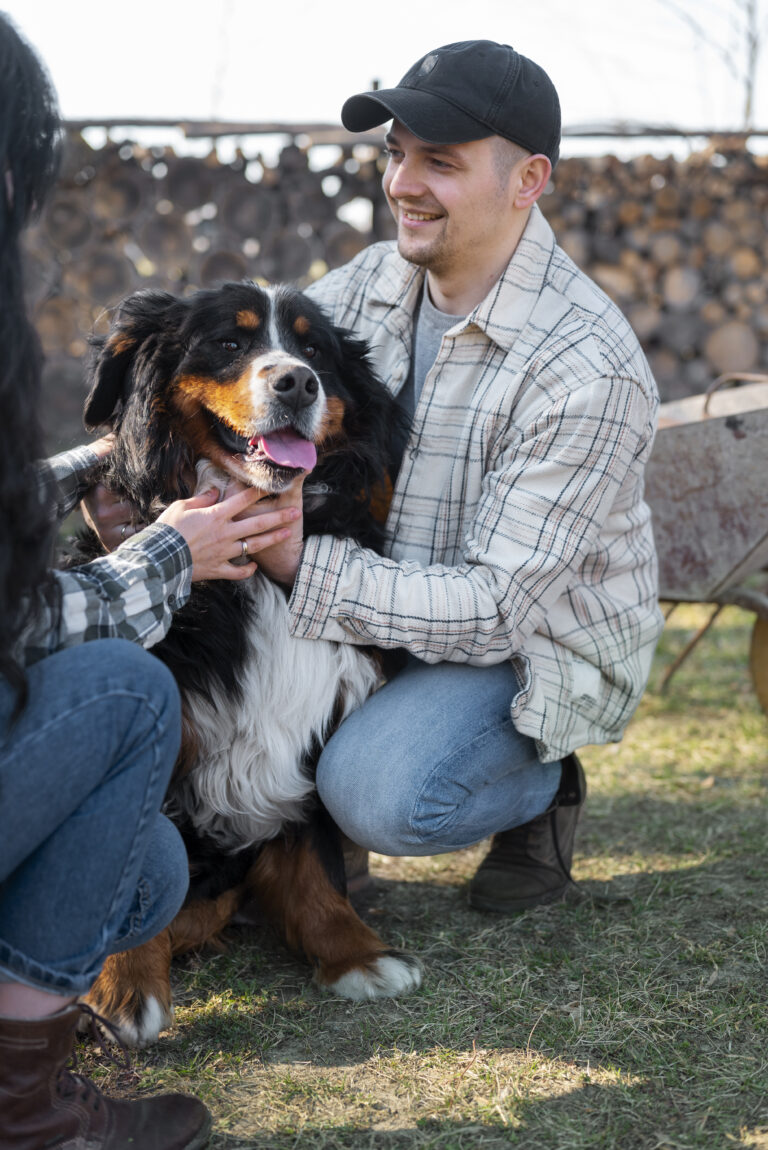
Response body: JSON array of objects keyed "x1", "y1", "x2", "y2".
[{"x1": 341, "y1": 88, "x2": 492, "y2": 144}]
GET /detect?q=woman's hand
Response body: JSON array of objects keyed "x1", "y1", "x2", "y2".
[
  {"x1": 82, "y1": 472, "x2": 305, "y2": 585},
  {"x1": 88, "y1": 433, "x2": 116, "y2": 461},
  {"x1": 81, "y1": 483, "x2": 143, "y2": 551},
  {"x1": 158, "y1": 485, "x2": 301, "y2": 583}
]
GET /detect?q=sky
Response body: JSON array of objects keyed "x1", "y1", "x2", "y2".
[{"x1": 3, "y1": 0, "x2": 768, "y2": 155}]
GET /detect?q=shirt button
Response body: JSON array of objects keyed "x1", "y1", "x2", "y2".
[{"x1": 168, "y1": 594, "x2": 177, "y2": 609}]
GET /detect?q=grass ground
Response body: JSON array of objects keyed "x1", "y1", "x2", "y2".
[{"x1": 82, "y1": 604, "x2": 768, "y2": 1149}]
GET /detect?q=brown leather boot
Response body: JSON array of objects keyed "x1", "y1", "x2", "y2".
[
  {"x1": 0, "y1": 1003, "x2": 211, "y2": 1150},
  {"x1": 468, "y1": 754, "x2": 586, "y2": 913}
]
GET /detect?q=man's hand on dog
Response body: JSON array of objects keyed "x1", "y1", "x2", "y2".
[
  {"x1": 232, "y1": 476, "x2": 306, "y2": 588},
  {"x1": 81, "y1": 482, "x2": 140, "y2": 551}
]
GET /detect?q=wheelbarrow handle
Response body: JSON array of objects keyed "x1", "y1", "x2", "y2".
[{"x1": 703, "y1": 372, "x2": 768, "y2": 415}]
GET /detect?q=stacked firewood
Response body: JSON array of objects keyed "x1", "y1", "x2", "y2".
[{"x1": 540, "y1": 142, "x2": 768, "y2": 400}]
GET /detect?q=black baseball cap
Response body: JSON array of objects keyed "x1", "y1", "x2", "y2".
[{"x1": 341, "y1": 40, "x2": 561, "y2": 167}]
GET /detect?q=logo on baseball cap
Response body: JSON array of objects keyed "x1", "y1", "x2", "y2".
[{"x1": 341, "y1": 40, "x2": 561, "y2": 167}]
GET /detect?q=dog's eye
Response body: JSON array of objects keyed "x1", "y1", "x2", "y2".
[
  {"x1": 219, "y1": 339, "x2": 239, "y2": 352},
  {"x1": 303, "y1": 344, "x2": 317, "y2": 359}
]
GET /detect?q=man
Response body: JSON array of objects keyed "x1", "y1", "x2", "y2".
[
  {"x1": 253, "y1": 40, "x2": 664, "y2": 912},
  {"x1": 93, "y1": 41, "x2": 663, "y2": 914}
]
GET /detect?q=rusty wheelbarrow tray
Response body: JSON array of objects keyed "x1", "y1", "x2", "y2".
[{"x1": 643, "y1": 374, "x2": 768, "y2": 708}]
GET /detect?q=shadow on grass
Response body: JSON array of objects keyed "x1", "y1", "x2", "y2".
[{"x1": 577, "y1": 786, "x2": 768, "y2": 860}]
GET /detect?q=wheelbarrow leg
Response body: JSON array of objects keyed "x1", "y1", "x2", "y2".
[{"x1": 659, "y1": 604, "x2": 724, "y2": 693}]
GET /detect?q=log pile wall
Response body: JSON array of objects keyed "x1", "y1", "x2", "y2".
[
  {"x1": 543, "y1": 145, "x2": 768, "y2": 402},
  {"x1": 23, "y1": 129, "x2": 768, "y2": 452}
]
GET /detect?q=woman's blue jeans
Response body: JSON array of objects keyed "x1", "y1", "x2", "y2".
[
  {"x1": 317, "y1": 655, "x2": 562, "y2": 856},
  {"x1": 0, "y1": 640, "x2": 188, "y2": 997}
]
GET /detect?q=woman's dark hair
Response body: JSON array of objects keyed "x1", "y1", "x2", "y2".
[{"x1": 0, "y1": 11, "x2": 62, "y2": 707}]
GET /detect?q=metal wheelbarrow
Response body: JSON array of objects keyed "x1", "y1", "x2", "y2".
[{"x1": 643, "y1": 374, "x2": 768, "y2": 709}]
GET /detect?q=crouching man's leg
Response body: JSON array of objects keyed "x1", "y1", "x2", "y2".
[{"x1": 316, "y1": 655, "x2": 585, "y2": 912}]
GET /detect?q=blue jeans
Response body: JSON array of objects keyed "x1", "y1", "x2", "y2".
[
  {"x1": 316, "y1": 656, "x2": 562, "y2": 856},
  {"x1": 0, "y1": 640, "x2": 188, "y2": 996}
]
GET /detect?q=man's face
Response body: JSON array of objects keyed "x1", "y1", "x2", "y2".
[{"x1": 382, "y1": 121, "x2": 521, "y2": 281}]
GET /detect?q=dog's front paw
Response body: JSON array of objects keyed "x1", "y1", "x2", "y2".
[
  {"x1": 320, "y1": 950, "x2": 423, "y2": 1001},
  {"x1": 81, "y1": 934, "x2": 174, "y2": 1048},
  {"x1": 83, "y1": 988, "x2": 173, "y2": 1049}
]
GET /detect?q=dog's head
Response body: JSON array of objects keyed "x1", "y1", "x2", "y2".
[{"x1": 85, "y1": 282, "x2": 398, "y2": 533}]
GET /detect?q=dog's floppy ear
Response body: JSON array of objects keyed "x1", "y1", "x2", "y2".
[{"x1": 84, "y1": 290, "x2": 181, "y2": 430}]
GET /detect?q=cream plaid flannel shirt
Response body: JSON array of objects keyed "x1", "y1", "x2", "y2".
[{"x1": 298, "y1": 205, "x2": 664, "y2": 760}]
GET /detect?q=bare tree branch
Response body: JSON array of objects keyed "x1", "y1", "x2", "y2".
[
  {"x1": 656, "y1": 0, "x2": 740, "y2": 76},
  {"x1": 655, "y1": 0, "x2": 764, "y2": 128}
]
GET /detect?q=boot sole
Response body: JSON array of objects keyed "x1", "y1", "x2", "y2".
[{"x1": 468, "y1": 882, "x2": 571, "y2": 914}]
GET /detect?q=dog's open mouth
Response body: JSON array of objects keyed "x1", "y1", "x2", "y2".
[{"x1": 214, "y1": 420, "x2": 318, "y2": 473}]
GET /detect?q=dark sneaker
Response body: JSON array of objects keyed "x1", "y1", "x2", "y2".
[{"x1": 468, "y1": 754, "x2": 586, "y2": 913}]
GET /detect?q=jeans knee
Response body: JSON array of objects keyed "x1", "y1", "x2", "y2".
[
  {"x1": 105, "y1": 642, "x2": 181, "y2": 766},
  {"x1": 315, "y1": 759, "x2": 415, "y2": 855},
  {"x1": 317, "y1": 751, "x2": 563, "y2": 857},
  {"x1": 140, "y1": 656, "x2": 181, "y2": 754},
  {"x1": 109, "y1": 642, "x2": 179, "y2": 718}
]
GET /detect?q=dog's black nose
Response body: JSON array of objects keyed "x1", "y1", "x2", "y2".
[{"x1": 271, "y1": 365, "x2": 319, "y2": 410}]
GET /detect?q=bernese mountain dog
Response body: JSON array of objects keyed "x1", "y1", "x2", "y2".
[{"x1": 79, "y1": 281, "x2": 421, "y2": 1047}]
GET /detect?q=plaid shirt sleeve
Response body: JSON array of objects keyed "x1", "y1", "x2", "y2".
[
  {"x1": 288, "y1": 374, "x2": 653, "y2": 663},
  {"x1": 21, "y1": 524, "x2": 193, "y2": 667},
  {"x1": 39, "y1": 444, "x2": 104, "y2": 522}
]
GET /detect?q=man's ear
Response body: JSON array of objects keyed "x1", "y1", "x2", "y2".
[{"x1": 513, "y1": 154, "x2": 552, "y2": 210}]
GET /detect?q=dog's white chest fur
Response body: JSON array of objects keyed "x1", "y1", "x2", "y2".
[{"x1": 167, "y1": 573, "x2": 380, "y2": 852}]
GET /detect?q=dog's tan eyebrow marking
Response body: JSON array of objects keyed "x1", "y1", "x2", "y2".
[
  {"x1": 236, "y1": 309, "x2": 261, "y2": 329},
  {"x1": 107, "y1": 333, "x2": 135, "y2": 356},
  {"x1": 293, "y1": 315, "x2": 311, "y2": 336}
]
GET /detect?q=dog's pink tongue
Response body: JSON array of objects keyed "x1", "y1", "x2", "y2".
[{"x1": 256, "y1": 430, "x2": 317, "y2": 471}]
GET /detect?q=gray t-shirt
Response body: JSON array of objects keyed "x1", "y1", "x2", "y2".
[{"x1": 392, "y1": 280, "x2": 464, "y2": 473}]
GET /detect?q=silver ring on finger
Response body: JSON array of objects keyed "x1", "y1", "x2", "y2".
[{"x1": 241, "y1": 539, "x2": 249, "y2": 558}]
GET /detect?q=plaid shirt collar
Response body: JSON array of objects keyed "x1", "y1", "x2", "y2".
[{"x1": 361, "y1": 205, "x2": 556, "y2": 353}]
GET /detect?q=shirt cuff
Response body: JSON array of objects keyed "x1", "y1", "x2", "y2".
[
  {"x1": 288, "y1": 534, "x2": 352, "y2": 640},
  {"x1": 43, "y1": 444, "x2": 104, "y2": 520},
  {"x1": 121, "y1": 522, "x2": 193, "y2": 611}
]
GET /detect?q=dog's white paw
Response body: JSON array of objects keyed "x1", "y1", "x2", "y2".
[
  {"x1": 323, "y1": 952, "x2": 422, "y2": 1000},
  {"x1": 116, "y1": 994, "x2": 174, "y2": 1048},
  {"x1": 80, "y1": 994, "x2": 173, "y2": 1049}
]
